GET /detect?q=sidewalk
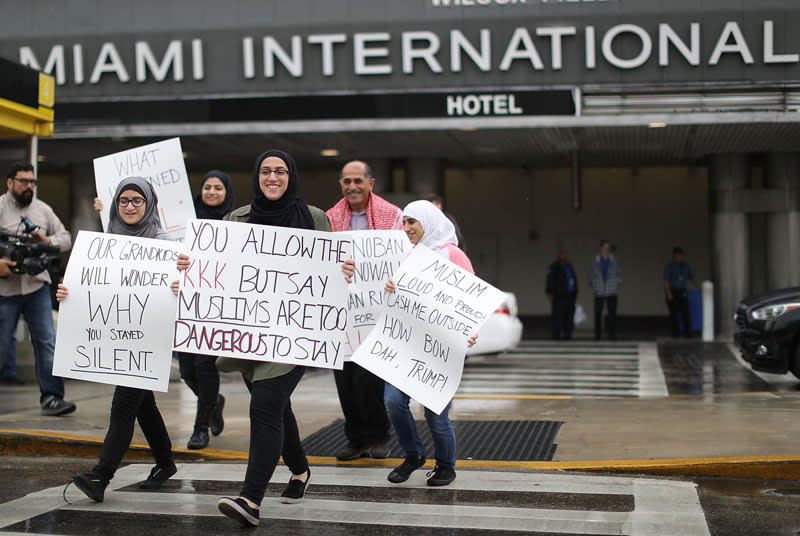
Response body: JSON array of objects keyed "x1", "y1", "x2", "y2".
[{"x1": 2, "y1": 342, "x2": 800, "y2": 479}]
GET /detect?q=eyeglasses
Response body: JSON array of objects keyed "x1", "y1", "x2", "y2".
[
  {"x1": 259, "y1": 168, "x2": 288, "y2": 178},
  {"x1": 340, "y1": 177, "x2": 367, "y2": 186},
  {"x1": 13, "y1": 177, "x2": 38, "y2": 187},
  {"x1": 118, "y1": 196, "x2": 146, "y2": 208}
]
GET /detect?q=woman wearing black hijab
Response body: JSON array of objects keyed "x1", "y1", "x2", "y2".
[
  {"x1": 57, "y1": 177, "x2": 176, "y2": 502},
  {"x1": 176, "y1": 150, "x2": 355, "y2": 527},
  {"x1": 179, "y1": 170, "x2": 234, "y2": 450}
]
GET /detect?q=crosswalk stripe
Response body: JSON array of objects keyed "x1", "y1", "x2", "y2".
[
  {"x1": 460, "y1": 342, "x2": 668, "y2": 399},
  {"x1": 0, "y1": 464, "x2": 710, "y2": 536}
]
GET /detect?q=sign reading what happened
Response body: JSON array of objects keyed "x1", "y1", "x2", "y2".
[
  {"x1": 93, "y1": 138, "x2": 195, "y2": 241},
  {"x1": 344, "y1": 230, "x2": 411, "y2": 358},
  {"x1": 352, "y1": 245, "x2": 505, "y2": 414},
  {"x1": 53, "y1": 230, "x2": 181, "y2": 392},
  {"x1": 173, "y1": 219, "x2": 352, "y2": 370}
]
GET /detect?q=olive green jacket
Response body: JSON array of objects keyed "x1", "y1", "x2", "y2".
[{"x1": 215, "y1": 204, "x2": 332, "y2": 382}]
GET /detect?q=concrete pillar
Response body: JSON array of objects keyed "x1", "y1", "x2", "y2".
[
  {"x1": 406, "y1": 158, "x2": 442, "y2": 195},
  {"x1": 70, "y1": 162, "x2": 102, "y2": 239},
  {"x1": 764, "y1": 153, "x2": 800, "y2": 289},
  {"x1": 367, "y1": 159, "x2": 391, "y2": 194},
  {"x1": 709, "y1": 154, "x2": 750, "y2": 337}
]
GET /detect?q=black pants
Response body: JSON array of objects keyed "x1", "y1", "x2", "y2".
[
  {"x1": 334, "y1": 362, "x2": 390, "y2": 447},
  {"x1": 178, "y1": 353, "x2": 220, "y2": 407},
  {"x1": 551, "y1": 293, "x2": 577, "y2": 340},
  {"x1": 94, "y1": 386, "x2": 173, "y2": 481},
  {"x1": 240, "y1": 366, "x2": 309, "y2": 506},
  {"x1": 594, "y1": 295, "x2": 618, "y2": 340},
  {"x1": 668, "y1": 289, "x2": 691, "y2": 337}
]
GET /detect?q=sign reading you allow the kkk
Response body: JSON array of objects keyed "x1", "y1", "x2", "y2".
[
  {"x1": 352, "y1": 245, "x2": 505, "y2": 414},
  {"x1": 53, "y1": 231, "x2": 181, "y2": 392},
  {"x1": 173, "y1": 219, "x2": 352, "y2": 370}
]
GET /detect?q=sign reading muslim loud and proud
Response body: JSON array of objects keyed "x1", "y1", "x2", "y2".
[
  {"x1": 93, "y1": 138, "x2": 195, "y2": 241},
  {"x1": 172, "y1": 219, "x2": 352, "y2": 369},
  {"x1": 344, "y1": 230, "x2": 411, "y2": 358},
  {"x1": 53, "y1": 231, "x2": 181, "y2": 392},
  {"x1": 352, "y1": 245, "x2": 505, "y2": 414}
]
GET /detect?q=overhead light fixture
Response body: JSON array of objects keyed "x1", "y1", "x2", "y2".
[
  {"x1": 648, "y1": 122, "x2": 667, "y2": 128},
  {"x1": 320, "y1": 149, "x2": 339, "y2": 157}
]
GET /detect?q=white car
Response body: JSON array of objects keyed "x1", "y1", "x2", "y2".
[{"x1": 467, "y1": 292, "x2": 523, "y2": 356}]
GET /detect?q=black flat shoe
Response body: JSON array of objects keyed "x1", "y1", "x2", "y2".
[
  {"x1": 218, "y1": 497, "x2": 259, "y2": 527},
  {"x1": 280, "y1": 468, "x2": 310, "y2": 504}
]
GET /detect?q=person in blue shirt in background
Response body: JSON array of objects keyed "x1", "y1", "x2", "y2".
[
  {"x1": 547, "y1": 248, "x2": 578, "y2": 340},
  {"x1": 590, "y1": 240, "x2": 622, "y2": 340},
  {"x1": 664, "y1": 247, "x2": 700, "y2": 338}
]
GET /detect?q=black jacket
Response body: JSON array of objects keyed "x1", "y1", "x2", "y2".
[{"x1": 546, "y1": 261, "x2": 578, "y2": 297}]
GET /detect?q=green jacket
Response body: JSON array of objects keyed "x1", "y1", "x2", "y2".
[{"x1": 215, "y1": 204, "x2": 332, "y2": 382}]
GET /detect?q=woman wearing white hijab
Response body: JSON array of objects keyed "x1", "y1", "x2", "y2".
[{"x1": 383, "y1": 200, "x2": 477, "y2": 487}]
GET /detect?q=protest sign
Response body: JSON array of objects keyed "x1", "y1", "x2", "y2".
[
  {"x1": 172, "y1": 219, "x2": 352, "y2": 370},
  {"x1": 53, "y1": 230, "x2": 181, "y2": 392},
  {"x1": 351, "y1": 245, "x2": 505, "y2": 414},
  {"x1": 344, "y1": 230, "x2": 411, "y2": 358},
  {"x1": 93, "y1": 138, "x2": 195, "y2": 241}
]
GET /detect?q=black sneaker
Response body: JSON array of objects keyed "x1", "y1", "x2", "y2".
[
  {"x1": 41, "y1": 396, "x2": 76, "y2": 416},
  {"x1": 336, "y1": 443, "x2": 370, "y2": 461},
  {"x1": 369, "y1": 440, "x2": 390, "y2": 459},
  {"x1": 280, "y1": 468, "x2": 310, "y2": 504},
  {"x1": 387, "y1": 455, "x2": 427, "y2": 484},
  {"x1": 139, "y1": 462, "x2": 177, "y2": 489},
  {"x1": 186, "y1": 428, "x2": 209, "y2": 450},
  {"x1": 210, "y1": 394, "x2": 225, "y2": 437},
  {"x1": 426, "y1": 465, "x2": 456, "y2": 487},
  {"x1": 73, "y1": 472, "x2": 109, "y2": 503},
  {"x1": 218, "y1": 497, "x2": 259, "y2": 527}
]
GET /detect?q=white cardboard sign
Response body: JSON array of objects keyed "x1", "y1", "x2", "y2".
[
  {"x1": 172, "y1": 219, "x2": 352, "y2": 370},
  {"x1": 352, "y1": 245, "x2": 505, "y2": 414},
  {"x1": 53, "y1": 231, "x2": 181, "y2": 392},
  {"x1": 93, "y1": 138, "x2": 196, "y2": 241},
  {"x1": 343, "y1": 230, "x2": 411, "y2": 359}
]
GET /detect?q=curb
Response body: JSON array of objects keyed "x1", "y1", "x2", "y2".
[{"x1": 2, "y1": 429, "x2": 799, "y2": 480}]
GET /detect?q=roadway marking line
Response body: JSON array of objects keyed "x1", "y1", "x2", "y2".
[
  {"x1": 637, "y1": 342, "x2": 669, "y2": 397},
  {"x1": 63, "y1": 491, "x2": 634, "y2": 534}
]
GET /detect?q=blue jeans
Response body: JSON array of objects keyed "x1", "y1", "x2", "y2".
[
  {"x1": 0, "y1": 284, "x2": 64, "y2": 403},
  {"x1": 1, "y1": 336, "x2": 17, "y2": 377},
  {"x1": 384, "y1": 383, "x2": 456, "y2": 468}
]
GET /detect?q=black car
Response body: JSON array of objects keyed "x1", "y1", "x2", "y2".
[{"x1": 734, "y1": 287, "x2": 800, "y2": 378}]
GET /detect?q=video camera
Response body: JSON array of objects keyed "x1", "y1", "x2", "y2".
[{"x1": 0, "y1": 217, "x2": 61, "y2": 276}]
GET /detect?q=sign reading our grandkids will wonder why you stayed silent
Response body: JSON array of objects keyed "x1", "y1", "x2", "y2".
[
  {"x1": 344, "y1": 230, "x2": 411, "y2": 359},
  {"x1": 173, "y1": 219, "x2": 352, "y2": 369},
  {"x1": 93, "y1": 138, "x2": 195, "y2": 241},
  {"x1": 352, "y1": 245, "x2": 505, "y2": 414},
  {"x1": 53, "y1": 231, "x2": 181, "y2": 392}
]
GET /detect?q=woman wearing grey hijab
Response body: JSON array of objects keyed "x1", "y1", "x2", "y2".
[{"x1": 56, "y1": 177, "x2": 176, "y2": 503}]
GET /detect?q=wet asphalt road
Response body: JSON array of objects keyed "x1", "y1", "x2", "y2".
[{"x1": 2, "y1": 457, "x2": 800, "y2": 535}]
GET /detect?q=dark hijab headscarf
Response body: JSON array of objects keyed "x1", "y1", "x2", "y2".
[
  {"x1": 194, "y1": 170, "x2": 234, "y2": 220},
  {"x1": 107, "y1": 177, "x2": 165, "y2": 239},
  {"x1": 247, "y1": 150, "x2": 314, "y2": 230}
]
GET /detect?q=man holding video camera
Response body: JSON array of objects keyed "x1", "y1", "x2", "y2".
[{"x1": 0, "y1": 162, "x2": 76, "y2": 415}]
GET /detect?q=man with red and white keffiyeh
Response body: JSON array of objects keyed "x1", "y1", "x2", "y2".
[{"x1": 326, "y1": 161, "x2": 402, "y2": 462}]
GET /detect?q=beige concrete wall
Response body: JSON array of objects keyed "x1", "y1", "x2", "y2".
[{"x1": 445, "y1": 166, "x2": 710, "y2": 316}]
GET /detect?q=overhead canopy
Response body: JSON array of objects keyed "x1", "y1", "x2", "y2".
[{"x1": 0, "y1": 57, "x2": 54, "y2": 138}]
